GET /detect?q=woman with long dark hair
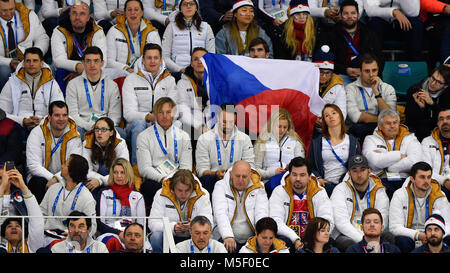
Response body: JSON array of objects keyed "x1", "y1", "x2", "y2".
[
  {"x1": 215, "y1": 0, "x2": 273, "y2": 57},
  {"x1": 296, "y1": 217, "x2": 339, "y2": 253},
  {"x1": 162, "y1": 0, "x2": 215, "y2": 73},
  {"x1": 308, "y1": 104, "x2": 361, "y2": 197},
  {"x1": 82, "y1": 117, "x2": 129, "y2": 192}
]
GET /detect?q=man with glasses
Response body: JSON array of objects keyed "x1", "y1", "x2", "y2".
[
  {"x1": 405, "y1": 64, "x2": 450, "y2": 142},
  {"x1": 65, "y1": 46, "x2": 123, "y2": 141},
  {"x1": 422, "y1": 107, "x2": 450, "y2": 201}
]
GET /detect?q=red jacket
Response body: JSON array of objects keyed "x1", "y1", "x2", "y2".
[{"x1": 420, "y1": 0, "x2": 448, "y2": 22}]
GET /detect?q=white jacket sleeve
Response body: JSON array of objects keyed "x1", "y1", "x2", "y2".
[
  {"x1": 363, "y1": 0, "x2": 396, "y2": 19},
  {"x1": 313, "y1": 189, "x2": 335, "y2": 233},
  {"x1": 162, "y1": 24, "x2": 182, "y2": 73},
  {"x1": 136, "y1": 133, "x2": 165, "y2": 182},
  {"x1": 107, "y1": 80, "x2": 122, "y2": 127},
  {"x1": 195, "y1": 133, "x2": 213, "y2": 176},
  {"x1": 106, "y1": 28, "x2": 127, "y2": 70},
  {"x1": 308, "y1": 0, "x2": 328, "y2": 17},
  {"x1": 24, "y1": 193, "x2": 45, "y2": 252},
  {"x1": 205, "y1": 23, "x2": 216, "y2": 53},
  {"x1": 388, "y1": 135, "x2": 422, "y2": 173},
  {"x1": 241, "y1": 135, "x2": 256, "y2": 169},
  {"x1": 0, "y1": 80, "x2": 25, "y2": 126},
  {"x1": 421, "y1": 139, "x2": 447, "y2": 185},
  {"x1": 330, "y1": 185, "x2": 364, "y2": 243},
  {"x1": 212, "y1": 181, "x2": 234, "y2": 239},
  {"x1": 40, "y1": 0, "x2": 60, "y2": 19},
  {"x1": 398, "y1": 0, "x2": 420, "y2": 17},
  {"x1": 194, "y1": 192, "x2": 214, "y2": 227},
  {"x1": 255, "y1": 188, "x2": 269, "y2": 223},
  {"x1": 375, "y1": 188, "x2": 390, "y2": 227},
  {"x1": 254, "y1": 143, "x2": 275, "y2": 180},
  {"x1": 269, "y1": 186, "x2": 300, "y2": 243},
  {"x1": 65, "y1": 79, "x2": 93, "y2": 131},
  {"x1": 93, "y1": 0, "x2": 112, "y2": 21},
  {"x1": 345, "y1": 85, "x2": 363, "y2": 123},
  {"x1": 122, "y1": 75, "x2": 147, "y2": 122},
  {"x1": 363, "y1": 135, "x2": 403, "y2": 170},
  {"x1": 28, "y1": 11, "x2": 50, "y2": 56},
  {"x1": 148, "y1": 191, "x2": 171, "y2": 233},
  {"x1": 143, "y1": 0, "x2": 168, "y2": 25},
  {"x1": 389, "y1": 189, "x2": 417, "y2": 239},
  {"x1": 26, "y1": 128, "x2": 55, "y2": 181},
  {"x1": 51, "y1": 29, "x2": 80, "y2": 72}
]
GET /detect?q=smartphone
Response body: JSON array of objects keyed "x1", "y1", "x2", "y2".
[{"x1": 5, "y1": 161, "x2": 14, "y2": 171}]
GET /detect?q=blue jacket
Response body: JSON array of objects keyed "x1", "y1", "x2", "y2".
[
  {"x1": 346, "y1": 238, "x2": 400, "y2": 253},
  {"x1": 296, "y1": 243, "x2": 340, "y2": 253},
  {"x1": 307, "y1": 134, "x2": 361, "y2": 183},
  {"x1": 411, "y1": 243, "x2": 450, "y2": 253}
]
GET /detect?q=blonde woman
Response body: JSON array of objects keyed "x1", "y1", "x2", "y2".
[
  {"x1": 96, "y1": 158, "x2": 146, "y2": 252},
  {"x1": 215, "y1": 0, "x2": 273, "y2": 57},
  {"x1": 255, "y1": 108, "x2": 305, "y2": 182},
  {"x1": 277, "y1": 0, "x2": 315, "y2": 61}
]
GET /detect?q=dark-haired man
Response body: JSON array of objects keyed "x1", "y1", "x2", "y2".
[
  {"x1": 269, "y1": 157, "x2": 333, "y2": 252},
  {"x1": 389, "y1": 161, "x2": 450, "y2": 253},
  {"x1": 122, "y1": 43, "x2": 176, "y2": 165},
  {"x1": 249, "y1": 37, "x2": 270, "y2": 59},
  {"x1": 26, "y1": 101, "x2": 82, "y2": 203},
  {"x1": 51, "y1": 211, "x2": 107, "y2": 253},
  {"x1": 0, "y1": 47, "x2": 64, "y2": 131},
  {"x1": 40, "y1": 155, "x2": 97, "y2": 247},
  {"x1": 411, "y1": 214, "x2": 450, "y2": 253},
  {"x1": 65, "y1": 46, "x2": 123, "y2": 140}
]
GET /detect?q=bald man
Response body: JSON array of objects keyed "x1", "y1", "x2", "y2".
[{"x1": 212, "y1": 161, "x2": 269, "y2": 253}]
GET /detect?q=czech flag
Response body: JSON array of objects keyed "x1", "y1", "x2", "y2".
[{"x1": 201, "y1": 53, "x2": 325, "y2": 149}]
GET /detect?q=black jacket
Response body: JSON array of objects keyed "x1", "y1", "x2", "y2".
[{"x1": 316, "y1": 22, "x2": 383, "y2": 76}]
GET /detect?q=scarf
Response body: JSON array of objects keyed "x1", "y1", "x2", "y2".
[
  {"x1": 293, "y1": 21, "x2": 306, "y2": 54},
  {"x1": 110, "y1": 184, "x2": 133, "y2": 207}
]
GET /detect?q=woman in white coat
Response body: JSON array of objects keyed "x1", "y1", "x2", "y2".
[
  {"x1": 95, "y1": 158, "x2": 146, "y2": 252},
  {"x1": 82, "y1": 117, "x2": 130, "y2": 193},
  {"x1": 254, "y1": 108, "x2": 305, "y2": 196},
  {"x1": 161, "y1": 0, "x2": 215, "y2": 73}
]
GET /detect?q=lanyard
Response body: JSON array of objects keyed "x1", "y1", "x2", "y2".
[
  {"x1": 113, "y1": 193, "x2": 117, "y2": 215},
  {"x1": 272, "y1": 0, "x2": 285, "y2": 7},
  {"x1": 69, "y1": 246, "x2": 91, "y2": 253},
  {"x1": 355, "y1": 186, "x2": 371, "y2": 212},
  {"x1": 154, "y1": 125, "x2": 178, "y2": 164},
  {"x1": 0, "y1": 14, "x2": 18, "y2": 48},
  {"x1": 98, "y1": 164, "x2": 108, "y2": 175},
  {"x1": 325, "y1": 138, "x2": 347, "y2": 168},
  {"x1": 215, "y1": 134, "x2": 234, "y2": 166},
  {"x1": 190, "y1": 240, "x2": 210, "y2": 253},
  {"x1": 52, "y1": 184, "x2": 84, "y2": 216},
  {"x1": 411, "y1": 191, "x2": 430, "y2": 220},
  {"x1": 163, "y1": 0, "x2": 178, "y2": 10},
  {"x1": 343, "y1": 34, "x2": 359, "y2": 56},
  {"x1": 72, "y1": 34, "x2": 86, "y2": 58},
  {"x1": 125, "y1": 23, "x2": 141, "y2": 55},
  {"x1": 51, "y1": 136, "x2": 64, "y2": 157},
  {"x1": 83, "y1": 79, "x2": 105, "y2": 111},
  {"x1": 358, "y1": 87, "x2": 369, "y2": 111}
]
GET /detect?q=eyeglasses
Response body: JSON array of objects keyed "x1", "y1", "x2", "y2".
[
  {"x1": 181, "y1": 1, "x2": 196, "y2": 7},
  {"x1": 320, "y1": 70, "x2": 333, "y2": 75},
  {"x1": 430, "y1": 75, "x2": 446, "y2": 86},
  {"x1": 94, "y1": 127, "x2": 111, "y2": 133}
]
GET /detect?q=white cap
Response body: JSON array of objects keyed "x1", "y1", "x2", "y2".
[{"x1": 232, "y1": 0, "x2": 254, "y2": 12}]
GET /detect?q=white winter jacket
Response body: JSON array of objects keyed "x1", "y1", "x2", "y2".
[
  {"x1": 175, "y1": 73, "x2": 213, "y2": 130},
  {"x1": 51, "y1": 236, "x2": 109, "y2": 253},
  {"x1": 149, "y1": 173, "x2": 213, "y2": 235},
  {"x1": 195, "y1": 126, "x2": 255, "y2": 177},
  {"x1": 107, "y1": 15, "x2": 161, "y2": 71},
  {"x1": 363, "y1": 0, "x2": 420, "y2": 21},
  {"x1": 0, "y1": 4, "x2": 49, "y2": 66},
  {"x1": 307, "y1": 0, "x2": 364, "y2": 18},
  {"x1": 162, "y1": 21, "x2": 215, "y2": 72},
  {"x1": 26, "y1": 118, "x2": 82, "y2": 181},
  {"x1": 330, "y1": 174, "x2": 389, "y2": 242},
  {"x1": 254, "y1": 134, "x2": 305, "y2": 181},
  {"x1": 269, "y1": 171, "x2": 333, "y2": 243},
  {"x1": 122, "y1": 64, "x2": 177, "y2": 123},
  {"x1": 81, "y1": 130, "x2": 130, "y2": 186},
  {"x1": 65, "y1": 71, "x2": 122, "y2": 131},
  {"x1": 363, "y1": 125, "x2": 423, "y2": 178},
  {"x1": 136, "y1": 122, "x2": 192, "y2": 182},
  {"x1": 0, "y1": 62, "x2": 63, "y2": 127},
  {"x1": 93, "y1": 0, "x2": 126, "y2": 21},
  {"x1": 212, "y1": 169, "x2": 269, "y2": 240},
  {"x1": 0, "y1": 193, "x2": 44, "y2": 253},
  {"x1": 97, "y1": 188, "x2": 146, "y2": 231},
  {"x1": 389, "y1": 178, "x2": 450, "y2": 239},
  {"x1": 51, "y1": 21, "x2": 107, "y2": 72},
  {"x1": 345, "y1": 76, "x2": 397, "y2": 124},
  {"x1": 40, "y1": 181, "x2": 97, "y2": 237},
  {"x1": 143, "y1": 0, "x2": 177, "y2": 26},
  {"x1": 39, "y1": 0, "x2": 90, "y2": 20},
  {"x1": 421, "y1": 128, "x2": 449, "y2": 186},
  {"x1": 320, "y1": 74, "x2": 347, "y2": 119}
]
